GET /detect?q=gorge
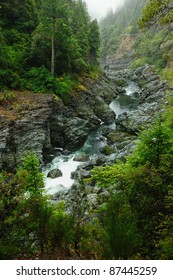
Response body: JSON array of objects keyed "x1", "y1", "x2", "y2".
[
  {"x1": 1, "y1": 0, "x2": 173, "y2": 261},
  {"x1": 1, "y1": 63, "x2": 170, "y2": 206}
]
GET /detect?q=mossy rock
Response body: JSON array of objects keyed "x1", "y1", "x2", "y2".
[
  {"x1": 107, "y1": 131, "x2": 131, "y2": 145},
  {"x1": 101, "y1": 145, "x2": 115, "y2": 155},
  {"x1": 114, "y1": 78, "x2": 127, "y2": 87}
]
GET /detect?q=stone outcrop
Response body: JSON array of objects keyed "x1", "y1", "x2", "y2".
[
  {"x1": 108, "y1": 65, "x2": 171, "y2": 133},
  {"x1": 0, "y1": 94, "x2": 53, "y2": 170}
]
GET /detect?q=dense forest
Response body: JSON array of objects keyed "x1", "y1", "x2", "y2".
[
  {"x1": 0, "y1": 0, "x2": 100, "y2": 99},
  {"x1": 0, "y1": 0, "x2": 173, "y2": 260}
]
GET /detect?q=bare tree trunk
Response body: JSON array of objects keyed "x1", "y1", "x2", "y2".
[{"x1": 51, "y1": 16, "x2": 55, "y2": 76}]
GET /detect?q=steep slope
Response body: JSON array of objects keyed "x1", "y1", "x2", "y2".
[{"x1": 100, "y1": 0, "x2": 173, "y2": 81}]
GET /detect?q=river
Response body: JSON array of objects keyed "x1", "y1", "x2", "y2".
[{"x1": 43, "y1": 81, "x2": 139, "y2": 195}]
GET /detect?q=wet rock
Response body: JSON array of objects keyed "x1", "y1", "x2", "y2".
[
  {"x1": 73, "y1": 154, "x2": 90, "y2": 162},
  {"x1": 92, "y1": 96, "x2": 116, "y2": 124},
  {"x1": 47, "y1": 168, "x2": 63, "y2": 179}
]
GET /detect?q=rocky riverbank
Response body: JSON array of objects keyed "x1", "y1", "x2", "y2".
[
  {"x1": 0, "y1": 76, "x2": 117, "y2": 171},
  {"x1": 1, "y1": 64, "x2": 172, "y2": 214},
  {"x1": 51, "y1": 64, "x2": 172, "y2": 212}
]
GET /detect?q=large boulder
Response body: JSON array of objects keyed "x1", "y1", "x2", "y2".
[{"x1": 47, "y1": 168, "x2": 63, "y2": 179}]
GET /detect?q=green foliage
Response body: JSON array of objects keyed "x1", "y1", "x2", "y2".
[
  {"x1": 88, "y1": 19, "x2": 100, "y2": 62},
  {"x1": 132, "y1": 30, "x2": 167, "y2": 71},
  {"x1": 0, "y1": 152, "x2": 75, "y2": 259},
  {"x1": 0, "y1": 0, "x2": 100, "y2": 90},
  {"x1": 98, "y1": 192, "x2": 139, "y2": 259},
  {"x1": 91, "y1": 110, "x2": 173, "y2": 259},
  {"x1": 161, "y1": 68, "x2": 173, "y2": 85},
  {"x1": 16, "y1": 151, "x2": 44, "y2": 192},
  {"x1": 25, "y1": 66, "x2": 72, "y2": 104},
  {"x1": 0, "y1": 0, "x2": 37, "y2": 33},
  {"x1": 48, "y1": 201, "x2": 75, "y2": 251},
  {"x1": 99, "y1": 0, "x2": 147, "y2": 58},
  {"x1": 0, "y1": 91, "x2": 16, "y2": 105},
  {"x1": 130, "y1": 57, "x2": 148, "y2": 70},
  {"x1": 91, "y1": 163, "x2": 126, "y2": 189},
  {"x1": 0, "y1": 172, "x2": 26, "y2": 258},
  {"x1": 128, "y1": 117, "x2": 173, "y2": 168},
  {"x1": 138, "y1": 0, "x2": 173, "y2": 30},
  {"x1": 100, "y1": 0, "x2": 173, "y2": 74}
]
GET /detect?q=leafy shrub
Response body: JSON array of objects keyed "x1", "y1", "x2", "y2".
[
  {"x1": 0, "y1": 69, "x2": 22, "y2": 89},
  {"x1": 130, "y1": 57, "x2": 148, "y2": 70},
  {"x1": 98, "y1": 192, "x2": 139, "y2": 259},
  {"x1": 0, "y1": 91, "x2": 16, "y2": 105}
]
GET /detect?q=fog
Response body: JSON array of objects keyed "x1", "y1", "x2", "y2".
[{"x1": 85, "y1": 0, "x2": 125, "y2": 20}]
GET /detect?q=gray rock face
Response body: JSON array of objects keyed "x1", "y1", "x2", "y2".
[
  {"x1": 0, "y1": 94, "x2": 53, "y2": 170},
  {"x1": 0, "y1": 76, "x2": 117, "y2": 170}
]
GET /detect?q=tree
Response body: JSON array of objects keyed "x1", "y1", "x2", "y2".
[
  {"x1": 71, "y1": 0, "x2": 90, "y2": 65},
  {"x1": 88, "y1": 20, "x2": 100, "y2": 64},
  {"x1": 39, "y1": 0, "x2": 67, "y2": 76},
  {"x1": 98, "y1": 192, "x2": 139, "y2": 259},
  {"x1": 0, "y1": 0, "x2": 37, "y2": 33},
  {"x1": 0, "y1": 171, "x2": 26, "y2": 258},
  {"x1": 91, "y1": 110, "x2": 173, "y2": 259}
]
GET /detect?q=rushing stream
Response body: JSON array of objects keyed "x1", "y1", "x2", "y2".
[
  {"x1": 109, "y1": 81, "x2": 139, "y2": 116},
  {"x1": 43, "y1": 81, "x2": 139, "y2": 195}
]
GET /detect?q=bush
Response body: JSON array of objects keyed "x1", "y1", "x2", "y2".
[
  {"x1": 25, "y1": 66, "x2": 72, "y2": 104},
  {"x1": 130, "y1": 57, "x2": 148, "y2": 70},
  {"x1": 98, "y1": 192, "x2": 139, "y2": 259},
  {"x1": 0, "y1": 91, "x2": 16, "y2": 105},
  {"x1": 161, "y1": 68, "x2": 173, "y2": 85}
]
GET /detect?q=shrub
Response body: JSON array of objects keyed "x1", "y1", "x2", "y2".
[
  {"x1": 25, "y1": 66, "x2": 72, "y2": 104},
  {"x1": 161, "y1": 68, "x2": 173, "y2": 85}
]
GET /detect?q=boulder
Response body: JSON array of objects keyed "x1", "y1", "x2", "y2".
[
  {"x1": 47, "y1": 168, "x2": 63, "y2": 179},
  {"x1": 73, "y1": 154, "x2": 90, "y2": 162}
]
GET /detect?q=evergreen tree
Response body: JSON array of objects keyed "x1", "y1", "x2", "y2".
[
  {"x1": 88, "y1": 20, "x2": 100, "y2": 64},
  {"x1": 99, "y1": 192, "x2": 139, "y2": 259},
  {"x1": 0, "y1": 0, "x2": 37, "y2": 33}
]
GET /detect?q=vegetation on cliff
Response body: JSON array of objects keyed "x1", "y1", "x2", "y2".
[{"x1": 100, "y1": 0, "x2": 173, "y2": 84}]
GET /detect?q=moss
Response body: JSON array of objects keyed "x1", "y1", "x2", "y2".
[
  {"x1": 101, "y1": 145, "x2": 115, "y2": 155},
  {"x1": 161, "y1": 68, "x2": 173, "y2": 86},
  {"x1": 114, "y1": 79, "x2": 127, "y2": 87}
]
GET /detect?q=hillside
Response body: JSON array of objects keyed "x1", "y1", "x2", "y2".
[{"x1": 100, "y1": 0, "x2": 173, "y2": 84}]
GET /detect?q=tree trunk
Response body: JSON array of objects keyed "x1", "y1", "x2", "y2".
[{"x1": 51, "y1": 16, "x2": 55, "y2": 76}]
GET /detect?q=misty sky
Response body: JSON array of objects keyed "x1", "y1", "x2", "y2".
[{"x1": 85, "y1": 0, "x2": 125, "y2": 20}]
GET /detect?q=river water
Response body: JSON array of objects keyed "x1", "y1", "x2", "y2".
[{"x1": 43, "y1": 81, "x2": 139, "y2": 195}]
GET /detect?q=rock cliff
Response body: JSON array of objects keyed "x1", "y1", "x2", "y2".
[{"x1": 0, "y1": 76, "x2": 117, "y2": 170}]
